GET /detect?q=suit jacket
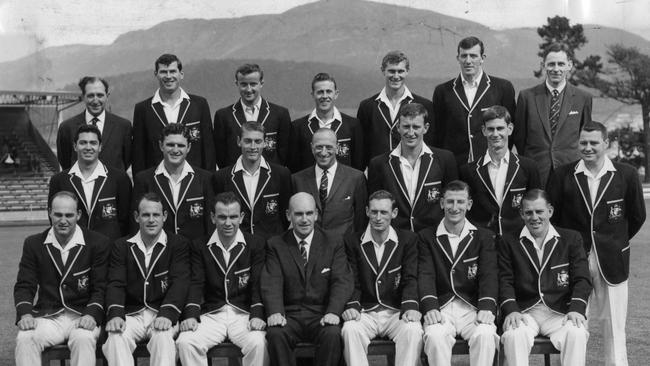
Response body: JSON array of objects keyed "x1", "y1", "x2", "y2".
[
  {"x1": 288, "y1": 113, "x2": 364, "y2": 172},
  {"x1": 292, "y1": 164, "x2": 367, "y2": 242},
  {"x1": 459, "y1": 152, "x2": 541, "y2": 236},
  {"x1": 14, "y1": 228, "x2": 110, "y2": 324},
  {"x1": 132, "y1": 94, "x2": 215, "y2": 174},
  {"x1": 498, "y1": 227, "x2": 592, "y2": 317},
  {"x1": 261, "y1": 228, "x2": 353, "y2": 316},
  {"x1": 547, "y1": 160, "x2": 646, "y2": 285},
  {"x1": 432, "y1": 73, "x2": 516, "y2": 165},
  {"x1": 367, "y1": 147, "x2": 458, "y2": 232},
  {"x1": 344, "y1": 228, "x2": 419, "y2": 314},
  {"x1": 48, "y1": 164, "x2": 132, "y2": 241},
  {"x1": 213, "y1": 162, "x2": 291, "y2": 239},
  {"x1": 214, "y1": 98, "x2": 291, "y2": 168},
  {"x1": 105, "y1": 232, "x2": 190, "y2": 323},
  {"x1": 57, "y1": 111, "x2": 133, "y2": 171},
  {"x1": 513, "y1": 83, "x2": 592, "y2": 186}
]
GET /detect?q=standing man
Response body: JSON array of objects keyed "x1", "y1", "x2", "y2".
[
  {"x1": 261, "y1": 193, "x2": 353, "y2": 366},
  {"x1": 368, "y1": 103, "x2": 457, "y2": 232},
  {"x1": 213, "y1": 122, "x2": 291, "y2": 239},
  {"x1": 14, "y1": 191, "x2": 110, "y2": 366},
  {"x1": 57, "y1": 76, "x2": 132, "y2": 171},
  {"x1": 459, "y1": 106, "x2": 540, "y2": 236},
  {"x1": 548, "y1": 122, "x2": 646, "y2": 366},
  {"x1": 357, "y1": 50, "x2": 434, "y2": 167},
  {"x1": 214, "y1": 63, "x2": 291, "y2": 168},
  {"x1": 341, "y1": 190, "x2": 423, "y2": 366},
  {"x1": 432, "y1": 36, "x2": 516, "y2": 165},
  {"x1": 132, "y1": 54, "x2": 215, "y2": 174},
  {"x1": 289, "y1": 72, "x2": 364, "y2": 172},
  {"x1": 103, "y1": 193, "x2": 190, "y2": 366},
  {"x1": 292, "y1": 128, "x2": 367, "y2": 241},
  {"x1": 49, "y1": 124, "x2": 132, "y2": 241},
  {"x1": 514, "y1": 43, "x2": 593, "y2": 186}
]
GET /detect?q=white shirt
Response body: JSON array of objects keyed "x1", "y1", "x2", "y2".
[
  {"x1": 482, "y1": 151, "x2": 510, "y2": 205},
  {"x1": 575, "y1": 157, "x2": 617, "y2": 205},
  {"x1": 241, "y1": 98, "x2": 263, "y2": 122},
  {"x1": 234, "y1": 156, "x2": 269, "y2": 204},
  {"x1": 376, "y1": 86, "x2": 414, "y2": 123},
  {"x1": 545, "y1": 79, "x2": 567, "y2": 96},
  {"x1": 43, "y1": 225, "x2": 86, "y2": 265},
  {"x1": 461, "y1": 69, "x2": 483, "y2": 106},
  {"x1": 308, "y1": 107, "x2": 342, "y2": 129},
  {"x1": 360, "y1": 225, "x2": 399, "y2": 264},
  {"x1": 315, "y1": 161, "x2": 337, "y2": 197},
  {"x1": 390, "y1": 143, "x2": 432, "y2": 204},
  {"x1": 85, "y1": 110, "x2": 105, "y2": 134},
  {"x1": 127, "y1": 230, "x2": 168, "y2": 268},
  {"x1": 155, "y1": 161, "x2": 194, "y2": 206},
  {"x1": 436, "y1": 219, "x2": 476, "y2": 257},
  {"x1": 207, "y1": 228, "x2": 246, "y2": 265},
  {"x1": 293, "y1": 230, "x2": 315, "y2": 260},
  {"x1": 520, "y1": 224, "x2": 560, "y2": 263},
  {"x1": 151, "y1": 88, "x2": 190, "y2": 123},
  {"x1": 68, "y1": 161, "x2": 107, "y2": 209}
]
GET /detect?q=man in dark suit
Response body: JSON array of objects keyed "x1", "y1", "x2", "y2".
[
  {"x1": 132, "y1": 54, "x2": 216, "y2": 174},
  {"x1": 357, "y1": 50, "x2": 434, "y2": 168},
  {"x1": 213, "y1": 121, "x2": 291, "y2": 240},
  {"x1": 514, "y1": 43, "x2": 593, "y2": 186},
  {"x1": 368, "y1": 103, "x2": 457, "y2": 232},
  {"x1": 49, "y1": 124, "x2": 132, "y2": 241},
  {"x1": 432, "y1": 36, "x2": 516, "y2": 166},
  {"x1": 459, "y1": 106, "x2": 540, "y2": 236},
  {"x1": 103, "y1": 193, "x2": 190, "y2": 366},
  {"x1": 289, "y1": 72, "x2": 364, "y2": 172},
  {"x1": 214, "y1": 63, "x2": 291, "y2": 168},
  {"x1": 57, "y1": 76, "x2": 132, "y2": 171},
  {"x1": 14, "y1": 191, "x2": 110, "y2": 366},
  {"x1": 261, "y1": 192, "x2": 353, "y2": 366},
  {"x1": 292, "y1": 128, "x2": 367, "y2": 241},
  {"x1": 547, "y1": 122, "x2": 646, "y2": 366},
  {"x1": 133, "y1": 123, "x2": 214, "y2": 241}
]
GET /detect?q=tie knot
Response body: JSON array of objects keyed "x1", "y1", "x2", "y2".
[
  {"x1": 552, "y1": 89, "x2": 559, "y2": 97},
  {"x1": 89, "y1": 117, "x2": 99, "y2": 126},
  {"x1": 246, "y1": 106, "x2": 255, "y2": 114},
  {"x1": 322, "y1": 169, "x2": 328, "y2": 176}
]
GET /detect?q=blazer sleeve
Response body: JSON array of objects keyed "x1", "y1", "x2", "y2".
[
  {"x1": 624, "y1": 166, "x2": 646, "y2": 239},
  {"x1": 417, "y1": 232, "x2": 439, "y2": 313},
  {"x1": 343, "y1": 235, "x2": 362, "y2": 312},
  {"x1": 497, "y1": 236, "x2": 520, "y2": 316},
  {"x1": 477, "y1": 230, "x2": 498, "y2": 314},
  {"x1": 213, "y1": 110, "x2": 228, "y2": 170},
  {"x1": 276, "y1": 107, "x2": 292, "y2": 166},
  {"x1": 352, "y1": 173, "x2": 368, "y2": 233},
  {"x1": 105, "y1": 240, "x2": 128, "y2": 320},
  {"x1": 567, "y1": 232, "x2": 592, "y2": 316},
  {"x1": 260, "y1": 240, "x2": 285, "y2": 316},
  {"x1": 199, "y1": 99, "x2": 216, "y2": 171},
  {"x1": 501, "y1": 80, "x2": 517, "y2": 130},
  {"x1": 159, "y1": 237, "x2": 190, "y2": 323},
  {"x1": 14, "y1": 239, "x2": 39, "y2": 323},
  {"x1": 580, "y1": 93, "x2": 593, "y2": 127},
  {"x1": 513, "y1": 92, "x2": 528, "y2": 155},
  {"x1": 325, "y1": 241, "x2": 354, "y2": 316},
  {"x1": 56, "y1": 124, "x2": 72, "y2": 171},
  {"x1": 131, "y1": 103, "x2": 147, "y2": 175},
  {"x1": 85, "y1": 235, "x2": 111, "y2": 324},
  {"x1": 182, "y1": 238, "x2": 205, "y2": 320},
  {"x1": 399, "y1": 234, "x2": 419, "y2": 313},
  {"x1": 249, "y1": 237, "x2": 267, "y2": 320}
]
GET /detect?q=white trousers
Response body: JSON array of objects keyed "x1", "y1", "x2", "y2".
[
  {"x1": 341, "y1": 309, "x2": 423, "y2": 366},
  {"x1": 102, "y1": 308, "x2": 178, "y2": 366},
  {"x1": 501, "y1": 303, "x2": 589, "y2": 366},
  {"x1": 423, "y1": 299, "x2": 498, "y2": 366},
  {"x1": 15, "y1": 311, "x2": 100, "y2": 366},
  {"x1": 176, "y1": 306, "x2": 268, "y2": 366}
]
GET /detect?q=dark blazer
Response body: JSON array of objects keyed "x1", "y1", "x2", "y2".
[
  {"x1": 418, "y1": 225, "x2": 498, "y2": 315},
  {"x1": 213, "y1": 161, "x2": 291, "y2": 239},
  {"x1": 288, "y1": 113, "x2": 364, "y2": 172},
  {"x1": 214, "y1": 98, "x2": 291, "y2": 168},
  {"x1": 133, "y1": 165, "x2": 214, "y2": 240},
  {"x1": 261, "y1": 228, "x2": 353, "y2": 316},
  {"x1": 432, "y1": 73, "x2": 516, "y2": 165},
  {"x1": 132, "y1": 94, "x2": 215, "y2": 174},
  {"x1": 344, "y1": 228, "x2": 419, "y2": 315},
  {"x1": 498, "y1": 227, "x2": 592, "y2": 317},
  {"x1": 367, "y1": 147, "x2": 458, "y2": 232},
  {"x1": 356, "y1": 92, "x2": 434, "y2": 168},
  {"x1": 183, "y1": 232, "x2": 266, "y2": 321},
  {"x1": 513, "y1": 83, "x2": 592, "y2": 186},
  {"x1": 292, "y1": 164, "x2": 367, "y2": 241},
  {"x1": 48, "y1": 164, "x2": 132, "y2": 241},
  {"x1": 105, "y1": 232, "x2": 190, "y2": 323},
  {"x1": 14, "y1": 228, "x2": 110, "y2": 324},
  {"x1": 547, "y1": 160, "x2": 646, "y2": 285},
  {"x1": 459, "y1": 152, "x2": 541, "y2": 236}
]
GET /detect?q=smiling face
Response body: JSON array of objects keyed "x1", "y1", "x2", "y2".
[
  {"x1": 159, "y1": 133, "x2": 190, "y2": 168},
  {"x1": 236, "y1": 71, "x2": 263, "y2": 105},
  {"x1": 457, "y1": 44, "x2": 484, "y2": 80},
  {"x1": 83, "y1": 80, "x2": 108, "y2": 116},
  {"x1": 74, "y1": 131, "x2": 101, "y2": 164},
  {"x1": 397, "y1": 114, "x2": 429, "y2": 149},
  {"x1": 134, "y1": 199, "x2": 167, "y2": 238},
  {"x1": 155, "y1": 61, "x2": 184, "y2": 94},
  {"x1": 579, "y1": 129, "x2": 608, "y2": 165},
  {"x1": 311, "y1": 130, "x2": 338, "y2": 169},
  {"x1": 441, "y1": 189, "x2": 472, "y2": 227},
  {"x1": 543, "y1": 51, "x2": 572, "y2": 88},
  {"x1": 49, "y1": 195, "x2": 81, "y2": 243},
  {"x1": 287, "y1": 193, "x2": 317, "y2": 239},
  {"x1": 212, "y1": 201, "x2": 244, "y2": 242},
  {"x1": 311, "y1": 80, "x2": 338, "y2": 114},
  {"x1": 520, "y1": 197, "x2": 553, "y2": 239},
  {"x1": 383, "y1": 61, "x2": 409, "y2": 93},
  {"x1": 482, "y1": 117, "x2": 512, "y2": 152},
  {"x1": 366, "y1": 198, "x2": 397, "y2": 234},
  {"x1": 237, "y1": 128, "x2": 264, "y2": 164}
]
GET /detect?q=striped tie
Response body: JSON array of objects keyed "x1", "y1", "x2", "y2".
[
  {"x1": 319, "y1": 169, "x2": 328, "y2": 206},
  {"x1": 549, "y1": 89, "x2": 561, "y2": 136},
  {"x1": 299, "y1": 240, "x2": 308, "y2": 266},
  {"x1": 90, "y1": 117, "x2": 99, "y2": 126}
]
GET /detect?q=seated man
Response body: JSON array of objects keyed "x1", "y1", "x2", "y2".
[
  {"x1": 341, "y1": 190, "x2": 422, "y2": 366},
  {"x1": 499, "y1": 189, "x2": 591, "y2": 366}
]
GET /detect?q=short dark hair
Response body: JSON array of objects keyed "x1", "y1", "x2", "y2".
[
  {"x1": 235, "y1": 64, "x2": 264, "y2": 81},
  {"x1": 442, "y1": 180, "x2": 472, "y2": 199},
  {"x1": 211, "y1": 191, "x2": 242, "y2": 214},
  {"x1": 49, "y1": 191, "x2": 79, "y2": 211},
  {"x1": 155, "y1": 54, "x2": 182, "y2": 72},
  {"x1": 311, "y1": 72, "x2": 337, "y2": 91},
  {"x1": 482, "y1": 105, "x2": 511, "y2": 125},
  {"x1": 78, "y1": 76, "x2": 109, "y2": 95},
  {"x1": 521, "y1": 189, "x2": 552, "y2": 207},
  {"x1": 368, "y1": 190, "x2": 396, "y2": 209},
  {"x1": 239, "y1": 121, "x2": 265, "y2": 138},
  {"x1": 135, "y1": 192, "x2": 165, "y2": 213},
  {"x1": 457, "y1": 36, "x2": 485, "y2": 55},
  {"x1": 74, "y1": 124, "x2": 102, "y2": 144},
  {"x1": 542, "y1": 43, "x2": 570, "y2": 61},
  {"x1": 581, "y1": 121, "x2": 608, "y2": 140},
  {"x1": 160, "y1": 123, "x2": 190, "y2": 142},
  {"x1": 381, "y1": 51, "x2": 410, "y2": 71},
  {"x1": 399, "y1": 103, "x2": 428, "y2": 120}
]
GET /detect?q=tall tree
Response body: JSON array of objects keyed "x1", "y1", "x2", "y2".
[{"x1": 534, "y1": 16, "x2": 588, "y2": 79}]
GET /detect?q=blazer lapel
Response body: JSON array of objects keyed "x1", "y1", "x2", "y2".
[
  {"x1": 503, "y1": 153, "x2": 521, "y2": 198},
  {"x1": 470, "y1": 73, "x2": 491, "y2": 110},
  {"x1": 154, "y1": 174, "x2": 177, "y2": 215},
  {"x1": 45, "y1": 244, "x2": 65, "y2": 277},
  {"x1": 307, "y1": 117, "x2": 320, "y2": 135},
  {"x1": 452, "y1": 76, "x2": 471, "y2": 112},
  {"x1": 360, "y1": 241, "x2": 379, "y2": 275},
  {"x1": 177, "y1": 98, "x2": 190, "y2": 124},
  {"x1": 146, "y1": 243, "x2": 166, "y2": 278},
  {"x1": 519, "y1": 237, "x2": 541, "y2": 274},
  {"x1": 252, "y1": 167, "x2": 271, "y2": 208},
  {"x1": 453, "y1": 231, "x2": 474, "y2": 262},
  {"x1": 593, "y1": 171, "x2": 615, "y2": 210},
  {"x1": 257, "y1": 99, "x2": 271, "y2": 126},
  {"x1": 539, "y1": 237, "x2": 559, "y2": 272},
  {"x1": 555, "y1": 86, "x2": 574, "y2": 133},
  {"x1": 475, "y1": 157, "x2": 498, "y2": 204},
  {"x1": 305, "y1": 168, "x2": 323, "y2": 213},
  {"x1": 129, "y1": 243, "x2": 147, "y2": 279},
  {"x1": 377, "y1": 240, "x2": 397, "y2": 275},
  {"x1": 226, "y1": 243, "x2": 245, "y2": 273},
  {"x1": 207, "y1": 244, "x2": 228, "y2": 275},
  {"x1": 573, "y1": 168, "x2": 593, "y2": 215},
  {"x1": 232, "y1": 102, "x2": 246, "y2": 128},
  {"x1": 412, "y1": 153, "x2": 433, "y2": 208},
  {"x1": 388, "y1": 155, "x2": 410, "y2": 206},
  {"x1": 305, "y1": 233, "x2": 323, "y2": 284},
  {"x1": 286, "y1": 234, "x2": 306, "y2": 281},
  {"x1": 61, "y1": 245, "x2": 83, "y2": 282},
  {"x1": 435, "y1": 235, "x2": 455, "y2": 265},
  {"x1": 101, "y1": 116, "x2": 116, "y2": 146},
  {"x1": 151, "y1": 102, "x2": 168, "y2": 127},
  {"x1": 534, "y1": 85, "x2": 552, "y2": 139},
  {"x1": 376, "y1": 100, "x2": 394, "y2": 130},
  {"x1": 69, "y1": 174, "x2": 90, "y2": 215},
  {"x1": 330, "y1": 119, "x2": 342, "y2": 134},
  {"x1": 176, "y1": 173, "x2": 195, "y2": 209},
  {"x1": 231, "y1": 169, "x2": 252, "y2": 211},
  {"x1": 326, "y1": 165, "x2": 345, "y2": 203},
  {"x1": 88, "y1": 175, "x2": 107, "y2": 216}
]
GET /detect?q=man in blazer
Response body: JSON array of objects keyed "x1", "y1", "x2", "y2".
[
  {"x1": 499, "y1": 189, "x2": 591, "y2": 366},
  {"x1": 133, "y1": 123, "x2": 214, "y2": 241},
  {"x1": 214, "y1": 63, "x2": 291, "y2": 168},
  {"x1": 292, "y1": 128, "x2": 367, "y2": 242},
  {"x1": 14, "y1": 191, "x2": 110, "y2": 366},
  {"x1": 514, "y1": 43, "x2": 593, "y2": 186},
  {"x1": 341, "y1": 190, "x2": 422, "y2": 366},
  {"x1": 213, "y1": 122, "x2": 291, "y2": 239},
  {"x1": 547, "y1": 122, "x2": 645, "y2": 366},
  {"x1": 357, "y1": 50, "x2": 434, "y2": 168},
  {"x1": 459, "y1": 106, "x2": 540, "y2": 236},
  {"x1": 132, "y1": 54, "x2": 215, "y2": 174},
  {"x1": 57, "y1": 76, "x2": 132, "y2": 171},
  {"x1": 418, "y1": 180, "x2": 499, "y2": 366},
  {"x1": 103, "y1": 193, "x2": 190, "y2": 366},
  {"x1": 177, "y1": 191, "x2": 268, "y2": 366},
  {"x1": 261, "y1": 192, "x2": 353, "y2": 366},
  {"x1": 49, "y1": 124, "x2": 132, "y2": 241},
  {"x1": 368, "y1": 103, "x2": 458, "y2": 232},
  {"x1": 289, "y1": 72, "x2": 364, "y2": 172}
]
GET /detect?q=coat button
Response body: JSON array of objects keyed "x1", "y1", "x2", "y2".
[
  {"x1": 451, "y1": 269, "x2": 455, "y2": 275},
  {"x1": 145, "y1": 281, "x2": 149, "y2": 285},
  {"x1": 62, "y1": 284, "x2": 67, "y2": 290}
]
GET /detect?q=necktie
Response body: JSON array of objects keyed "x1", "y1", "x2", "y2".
[
  {"x1": 299, "y1": 240, "x2": 308, "y2": 266},
  {"x1": 89, "y1": 117, "x2": 99, "y2": 126},
  {"x1": 319, "y1": 169, "x2": 328, "y2": 206},
  {"x1": 549, "y1": 89, "x2": 561, "y2": 136}
]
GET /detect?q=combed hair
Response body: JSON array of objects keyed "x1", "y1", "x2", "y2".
[
  {"x1": 542, "y1": 43, "x2": 571, "y2": 60},
  {"x1": 311, "y1": 72, "x2": 337, "y2": 91},
  {"x1": 581, "y1": 121, "x2": 608, "y2": 140},
  {"x1": 49, "y1": 191, "x2": 79, "y2": 210},
  {"x1": 135, "y1": 192, "x2": 165, "y2": 213},
  {"x1": 399, "y1": 102, "x2": 428, "y2": 120},
  {"x1": 239, "y1": 121, "x2": 265, "y2": 137},
  {"x1": 160, "y1": 123, "x2": 190, "y2": 142},
  {"x1": 368, "y1": 190, "x2": 396, "y2": 209},
  {"x1": 78, "y1": 76, "x2": 108, "y2": 95},
  {"x1": 482, "y1": 105, "x2": 511, "y2": 125},
  {"x1": 155, "y1": 54, "x2": 182, "y2": 72},
  {"x1": 458, "y1": 36, "x2": 485, "y2": 55},
  {"x1": 442, "y1": 180, "x2": 472, "y2": 199},
  {"x1": 381, "y1": 51, "x2": 410, "y2": 71},
  {"x1": 211, "y1": 191, "x2": 242, "y2": 213},
  {"x1": 521, "y1": 189, "x2": 551, "y2": 207},
  {"x1": 74, "y1": 124, "x2": 102, "y2": 144},
  {"x1": 235, "y1": 63, "x2": 264, "y2": 81}
]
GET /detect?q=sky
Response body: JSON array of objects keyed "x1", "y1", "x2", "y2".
[{"x1": 0, "y1": 0, "x2": 649, "y2": 62}]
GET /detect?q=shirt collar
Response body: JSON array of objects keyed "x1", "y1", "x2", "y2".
[
  {"x1": 360, "y1": 225, "x2": 398, "y2": 247},
  {"x1": 127, "y1": 229, "x2": 168, "y2": 249},
  {"x1": 85, "y1": 110, "x2": 105, "y2": 124},
  {"x1": 390, "y1": 142, "x2": 433, "y2": 158},
  {"x1": 481, "y1": 150, "x2": 510, "y2": 166},
  {"x1": 207, "y1": 228, "x2": 247, "y2": 249},
  {"x1": 155, "y1": 160, "x2": 194, "y2": 180},
  {"x1": 575, "y1": 156, "x2": 616, "y2": 179},
  {"x1": 293, "y1": 230, "x2": 315, "y2": 247},
  {"x1": 545, "y1": 79, "x2": 567, "y2": 94},
  {"x1": 68, "y1": 161, "x2": 107, "y2": 181},
  {"x1": 520, "y1": 224, "x2": 560, "y2": 248},
  {"x1": 436, "y1": 219, "x2": 476, "y2": 239},
  {"x1": 461, "y1": 69, "x2": 483, "y2": 87},
  {"x1": 44, "y1": 225, "x2": 86, "y2": 247},
  {"x1": 240, "y1": 97, "x2": 263, "y2": 112},
  {"x1": 151, "y1": 88, "x2": 190, "y2": 105},
  {"x1": 234, "y1": 155, "x2": 269, "y2": 175},
  {"x1": 315, "y1": 161, "x2": 337, "y2": 178},
  {"x1": 308, "y1": 107, "x2": 342, "y2": 126},
  {"x1": 376, "y1": 86, "x2": 413, "y2": 106}
]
